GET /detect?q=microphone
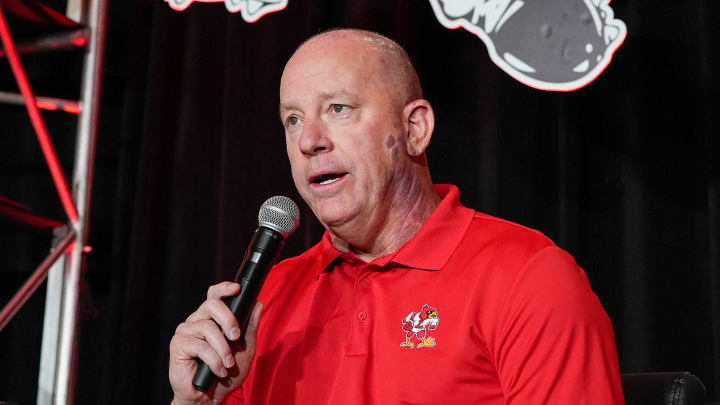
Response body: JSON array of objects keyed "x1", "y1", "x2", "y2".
[{"x1": 192, "y1": 196, "x2": 300, "y2": 393}]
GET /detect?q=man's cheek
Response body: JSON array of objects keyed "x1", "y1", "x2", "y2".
[{"x1": 290, "y1": 169, "x2": 307, "y2": 194}]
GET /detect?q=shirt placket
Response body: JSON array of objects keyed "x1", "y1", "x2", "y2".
[{"x1": 347, "y1": 262, "x2": 375, "y2": 356}]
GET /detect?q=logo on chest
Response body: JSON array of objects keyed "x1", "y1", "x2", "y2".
[{"x1": 400, "y1": 304, "x2": 439, "y2": 349}]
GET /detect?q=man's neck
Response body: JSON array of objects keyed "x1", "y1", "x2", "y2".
[{"x1": 328, "y1": 171, "x2": 441, "y2": 263}]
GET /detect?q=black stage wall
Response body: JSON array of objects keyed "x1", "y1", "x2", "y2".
[{"x1": 0, "y1": 1, "x2": 718, "y2": 403}]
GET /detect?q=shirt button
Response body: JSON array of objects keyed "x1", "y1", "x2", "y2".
[
  {"x1": 357, "y1": 311, "x2": 367, "y2": 320},
  {"x1": 360, "y1": 278, "x2": 371, "y2": 288}
]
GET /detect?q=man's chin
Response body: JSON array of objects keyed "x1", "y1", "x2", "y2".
[
  {"x1": 317, "y1": 211, "x2": 354, "y2": 229},
  {"x1": 313, "y1": 202, "x2": 356, "y2": 229}
]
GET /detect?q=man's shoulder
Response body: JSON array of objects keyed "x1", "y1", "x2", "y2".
[
  {"x1": 457, "y1": 212, "x2": 603, "y2": 335},
  {"x1": 272, "y1": 241, "x2": 325, "y2": 273},
  {"x1": 258, "y1": 240, "x2": 325, "y2": 300},
  {"x1": 448, "y1": 210, "x2": 580, "y2": 292},
  {"x1": 463, "y1": 211, "x2": 556, "y2": 255}
]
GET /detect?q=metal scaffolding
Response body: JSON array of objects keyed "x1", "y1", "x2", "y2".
[{"x1": 0, "y1": 0, "x2": 108, "y2": 403}]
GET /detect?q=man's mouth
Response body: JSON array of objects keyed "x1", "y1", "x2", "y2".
[{"x1": 310, "y1": 172, "x2": 347, "y2": 186}]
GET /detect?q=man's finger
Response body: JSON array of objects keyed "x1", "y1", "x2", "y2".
[
  {"x1": 243, "y1": 302, "x2": 263, "y2": 351},
  {"x1": 247, "y1": 301, "x2": 263, "y2": 336},
  {"x1": 207, "y1": 282, "x2": 241, "y2": 300},
  {"x1": 186, "y1": 298, "x2": 241, "y2": 341},
  {"x1": 170, "y1": 334, "x2": 228, "y2": 379},
  {"x1": 175, "y1": 320, "x2": 235, "y2": 368},
  {"x1": 231, "y1": 301, "x2": 263, "y2": 378}
]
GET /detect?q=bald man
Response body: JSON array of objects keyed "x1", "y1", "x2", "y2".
[{"x1": 169, "y1": 29, "x2": 624, "y2": 405}]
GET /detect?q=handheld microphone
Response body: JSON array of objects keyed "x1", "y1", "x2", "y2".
[{"x1": 192, "y1": 196, "x2": 300, "y2": 393}]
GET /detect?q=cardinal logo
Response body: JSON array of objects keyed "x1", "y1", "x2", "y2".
[
  {"x1": 400, "y1": 304, "x2": 440, "y2": 349},
  {"x1": 165, "y1": 0, "x2": 287, "y2": 22},
  {"x1": 430, "y1": 0, "x2": 627, "y2": 91}
]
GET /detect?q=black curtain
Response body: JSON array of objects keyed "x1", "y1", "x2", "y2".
[{"x1": 0, "y1": 1, "x2": 718, "y2": 403}]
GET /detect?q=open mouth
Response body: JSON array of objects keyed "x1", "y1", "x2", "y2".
[{"x1": 311, "y1": 172, "x2": 347, "y2": 186}]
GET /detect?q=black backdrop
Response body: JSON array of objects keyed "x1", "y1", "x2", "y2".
[{"x1": 0, "y1": 1, "x2": 718, "y2": 403}]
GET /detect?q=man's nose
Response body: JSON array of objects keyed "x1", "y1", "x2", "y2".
[{"x1": 298, "y1": 118, "x2": 333, "y2": 156}]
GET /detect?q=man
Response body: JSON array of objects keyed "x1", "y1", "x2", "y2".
[{"x1": 169, "y1": 29, "x2": 624, "y2": 404}]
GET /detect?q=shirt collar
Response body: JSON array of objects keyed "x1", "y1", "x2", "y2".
[
  {"x1": 313, "y1": 184, "x2": 475, "y2": 277},
  {"x1": 313, "y1": 233, "x2": 344, "y2": 279},
  {"x1": 385, "y1": 184, "x2": 474, "y2": 270}
]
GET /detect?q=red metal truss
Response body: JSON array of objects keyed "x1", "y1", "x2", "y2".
[{"x1": 0, "y1": 4, "x2": 79, "y2": 223}]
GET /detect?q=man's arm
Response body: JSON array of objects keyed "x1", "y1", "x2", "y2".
[{"x1": 492, "y1": 246, "x2": 624, "y2": 404}]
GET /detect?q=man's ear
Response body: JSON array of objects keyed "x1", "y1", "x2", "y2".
[{"x1": 403, "y1": 99, "x2": 435, "y2": 157}]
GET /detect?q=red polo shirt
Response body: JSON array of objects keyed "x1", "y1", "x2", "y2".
[{"x1": 226, "y1": 184, "x2": 624, "y2": 404}]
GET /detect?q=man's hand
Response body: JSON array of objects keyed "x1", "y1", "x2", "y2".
[{"x1": 169, "y1": 282, "x2": 263, "y2": 404}]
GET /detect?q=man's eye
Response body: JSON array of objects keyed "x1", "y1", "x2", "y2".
[
  {"x1": 331, "y1": 104, "x2": 347, "y2": 113},
  {"x1": 287, "y1": 116, "x2": 299, "y2": 126}
]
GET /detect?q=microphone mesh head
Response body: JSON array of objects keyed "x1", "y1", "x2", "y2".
[{"x1": 258, "y1": 196, "x2": 300, "y2": 238}]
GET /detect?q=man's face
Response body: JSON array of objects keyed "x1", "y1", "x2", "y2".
[{"x1": 279, "y1": 38, "x2": 405, "y2": 230}]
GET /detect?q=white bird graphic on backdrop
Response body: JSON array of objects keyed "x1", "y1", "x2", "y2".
[
  {"x1": 166, "y1": 0, "x2": 287, "y2": 23},
  {"x1": 429, "y1": 0, "x2": 627, "y2": 91}
]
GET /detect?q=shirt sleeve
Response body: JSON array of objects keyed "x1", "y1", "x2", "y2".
[
  {"x1": 223, "y1": 387, "x2": 245, "y2": 405},
  {"x1": 491, "y1": 246, "x2": 624, "y2": 404}
]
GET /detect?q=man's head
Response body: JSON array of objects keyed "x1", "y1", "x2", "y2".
[{"x1": 279, "y1": 29, "x2": 437, "y2": 251}]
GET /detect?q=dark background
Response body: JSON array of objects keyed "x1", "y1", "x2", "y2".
[{"x1": 1, "y1": 0, "x2": 718, "y2": 403}]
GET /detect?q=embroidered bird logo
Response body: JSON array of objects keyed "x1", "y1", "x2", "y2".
[{"x1": 400, "y1": 304, "x2": 440, "y2": 349}]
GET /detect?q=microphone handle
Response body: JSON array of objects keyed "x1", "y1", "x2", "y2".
[{"x1": 192, "y1": 226, "x2": 285, "y2": 393}]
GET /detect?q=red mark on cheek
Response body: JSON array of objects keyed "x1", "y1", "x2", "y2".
[{"x1": 385, "y1": 134, "x2": 396, "y2": 148}]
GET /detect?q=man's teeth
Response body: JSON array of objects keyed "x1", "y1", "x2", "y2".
[{"x1": 319, "y1": 176, "x2": 340, "y2": 185}]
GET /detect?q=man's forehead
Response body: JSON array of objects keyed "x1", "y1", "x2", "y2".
[
  {"x1": 291, "y1": 41, "x2": 373, "y2": 70},
  {"x1": 281, "y1": 39, "x2": 381, "y2": 94},
  {"x1": 280, "y1": 29, "x2": 413, "y2": 110},
  {"x1": 280, "y1": 56, "x2": 370, "y2": 95}
]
